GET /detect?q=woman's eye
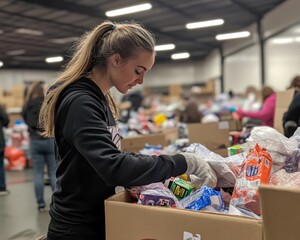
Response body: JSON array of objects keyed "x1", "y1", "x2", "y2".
[{"x1": 135, "y1": 70, "x2": 142, "y2": 75}]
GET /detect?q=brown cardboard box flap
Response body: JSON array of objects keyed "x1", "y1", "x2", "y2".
[
  {"x1": 187, "y1": 122, "x2": 230, "y2": 150},
  {"x1": 121, "y1": 133, "x2": 166, "y2": 153},
  {"x1": 105, "y1": 191, "x2": 263, "y2": 240},
  {"x1": 259, "y1": 185, "x2": 300, "y2": 240},
  {"x1": 274, "y1": 89, "x2": 295, "y2": 133}
]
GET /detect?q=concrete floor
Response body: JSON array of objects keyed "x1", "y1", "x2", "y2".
[{"x1": 0, "y1": 169, "x2": 52, "y2": 240}]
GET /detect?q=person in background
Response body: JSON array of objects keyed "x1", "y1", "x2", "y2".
[
  {"x1": 283, "y1": 75, "x2": 300, "y2": 137},
  {"x1": 39, "y1": 20, "x2": 216, "y2": 240},
  {"x1": 22, "y1": 81, "x2": 56, "y2": 211},
  {"x1": 0, "y1": 104, "x2": 9, "y2": 195},
  {"x1": 234, "y1": 86, "x2": 276, "y2": 127}
]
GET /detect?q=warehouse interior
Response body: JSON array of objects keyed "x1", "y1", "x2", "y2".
[{"x1": 1, "y1": 0, "x2": 300, "y2": 239}]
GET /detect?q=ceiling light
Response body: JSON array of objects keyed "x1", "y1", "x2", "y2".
[
  {"x1": 171, "y1": 52, "x2": 190, "y2": 60},
  {"x1": 15, "y1": 28, "x2": 43, "y2": 36},
  {"x1": 216, "y1": 31, "x2": 250, "y2": 40},
  {"x1": 50, "y1": 37, "x2": 79, "y2": 44},
  {"x1": 186, "y1": 19, "x2": 224, "y2": 29},
  {"x1": 6, "y1": 49, "x2": 26, "y2": 56},
  {"x1": 271, "y1": 38, "x2": 294, "y2": 44},
  {"x1": 154, "y1": 44, "x2": 175, "y2": 51},
  {"x1": 105, "y1": 3, "x2": 152, "y2": 17},
  {"x1": 45, "y1": 56, "x2": 63, "y2": 63},
  {"x1": 295, "y1": 37, "x2": 300, "y2": 42},
  {"x1": 0, "y1": 61, "x2": 3, "y2": 67}
]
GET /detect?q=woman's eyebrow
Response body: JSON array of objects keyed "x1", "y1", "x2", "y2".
[{"x1": 137, "y1": 65, "x2": 147, "y2": 71}]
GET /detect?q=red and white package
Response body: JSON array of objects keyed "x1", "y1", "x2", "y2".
[{"x1": 230, "y1": 144, "x2": 272, "y2": 215}]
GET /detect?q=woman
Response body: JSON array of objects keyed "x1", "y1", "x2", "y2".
[
  {"x1": 283, "y1": 75, "x2": 300, "y2": 137},
  {"x1": 236, "y1": 86, "x2": 276, "y2": 127},
  {"x1": 22, "y1": 81, "x2": 56, "y2": 211},
  {"x1": 39, "y1": 21, "x2": 215, "y2": 239},
  {"x1": 0, "y1": 104, "x2": 9, "y2": 195}
]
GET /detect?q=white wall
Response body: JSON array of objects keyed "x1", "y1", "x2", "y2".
[
  {"x1": 265, "y1": 24, "x2": 300, "y2": 91},
  {"x1": 0, "y1": 69, "x2": 58, "y2": 90},
  {"x1": 202, "y1": 49, "x2": 221, "y2": 81},
  {"x1": 224, "y1": 44, "x2": 261, "y2": 94},
  {"x1": 144, "y1": 60, "x2": 201, "y2": 87},
  {"x1": 263, "y1": 0, "x2": 300, "y2": 39}
]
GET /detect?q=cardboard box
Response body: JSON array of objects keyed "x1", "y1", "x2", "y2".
[
  {"x1": 162, "y1": 127, "x2": 179, "y2": 145},
  {"x1": 259, "y1": 185, "x2": 300, "y2": 240},
  {"x1": 105, "y1": 191, "x2": 264, "y2": 240},
  {"x1": 227, "y1": 119, "x2": 243, "y2": 131},
  {"x1": 121, "y1": 133, "x2": 166, "y2": 153},
  {"x1": 187, "y1": 122, "x2": 230, "y2": 157},
  {"x1": 274, "y1": 88, "x2": 294, "y2": 133}
]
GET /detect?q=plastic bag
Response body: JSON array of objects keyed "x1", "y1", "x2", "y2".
[
  {"x1": 244, "y1": 126, "x2": 298, "y2": 173},
  {"x1": 270, "y1": 169, "x2": 300, "y2": 188},
  {"x1": 180, "y1": 186, "x2": 226, "y2": 212},
  {"x1": 185, "y1": 143, "x2": 236, "y2": 188},
  {"x1": 230, "y1": 144, "x2": 272, "y2": 215}
]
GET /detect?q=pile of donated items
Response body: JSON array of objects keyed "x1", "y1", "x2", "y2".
[{"x1": 127, "y1": 126, "x2": 300, "y2": 219}]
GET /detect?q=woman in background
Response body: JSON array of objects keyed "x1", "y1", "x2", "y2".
[
  {"x1": 22, "y1": 81, "x2": 56, "y2": 211},
  {"x1": 235, "y1": 86, "x2": 276, "y2": 127},
  {"x1": 0, "y1": 104, "x2": 9, "y2": 195},
  {"x1": 283, "y1": 75, "x2": 300, "y2": 137}
]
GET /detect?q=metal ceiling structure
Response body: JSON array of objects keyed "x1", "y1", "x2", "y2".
[{"x1": 0, "y1": 0, "x2": 286, "y2": 70}]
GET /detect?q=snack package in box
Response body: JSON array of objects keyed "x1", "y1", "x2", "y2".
[
  {"x1": 169, "y1": 178, "x2": 195, "y2": 200},
  {"x1": 230, "y1": 144, "x2": 272, "y2": 215}
]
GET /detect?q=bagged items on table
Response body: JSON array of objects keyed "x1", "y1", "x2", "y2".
[{"x1": 230, "y1": 144, "x2": 272, "y2": 215}]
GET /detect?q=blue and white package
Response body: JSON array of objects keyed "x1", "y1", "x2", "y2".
[{"x1": 179, "y1": 186, "x2": 226, "y2": 212}]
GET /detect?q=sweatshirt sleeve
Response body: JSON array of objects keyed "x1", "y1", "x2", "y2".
[
  {"x1": 61, "y1": 95, "x2": 187, "y2": 187},
  {"x1": 238, "y1": 94, "x2": 276, "y2": 121},
  {"x1": 0, "y1": 105, "x2": 9, "y2": 127},
  {"x1": 283, "y1": 92, "x2": 300, "y2": 124}
]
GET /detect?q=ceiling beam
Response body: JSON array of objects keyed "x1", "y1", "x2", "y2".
[
  {"x1": 230, "y1": 0, "x2": 262, "y2": 20},
  {"x1": 18, "y1": 0, "x2": 215, "y2": 50}
]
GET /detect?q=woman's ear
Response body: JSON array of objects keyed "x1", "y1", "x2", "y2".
[{"x1": 111, "y1": 53, "x2": 122, "y2": 67}]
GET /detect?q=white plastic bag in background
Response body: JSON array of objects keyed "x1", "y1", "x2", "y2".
[{"x1": 243, "y1": 126, "x2": 298, "y2": 173}]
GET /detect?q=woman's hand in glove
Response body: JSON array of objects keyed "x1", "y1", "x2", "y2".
[{"x1": 180, "y1": 152, "x2": 217, "y2": 188}]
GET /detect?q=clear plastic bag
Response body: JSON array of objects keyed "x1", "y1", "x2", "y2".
[{"x1": 185, "y1": 143, "x2": 236, "y2": 188}]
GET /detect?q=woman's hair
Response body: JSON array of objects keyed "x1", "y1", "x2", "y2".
[
  {"x1": 262, "y1": 86, "x2": 274, "y2": 102},
  {"x1": 288, "y1": 75, "x2": 300, "y2": 90},
  {"x1": 39, "y1": 20, "x2": 155, "y2": 137},
  {"x1": 24, "y1": 81, "x2": 45, "y2": 105}
]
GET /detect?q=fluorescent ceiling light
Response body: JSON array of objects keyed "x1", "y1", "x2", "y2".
[
  {"x1": 0, "y1": 61, "x2": 3, "y2": 67},
  {"x1": 15, "y1": 28, "x2": 43, "y2": 36},
  {"x1": 295, "y1": 37, "x2": 300, "y2": 42},
  {"x1": 50, "y1": 37, "x2": 79, "y2": 44},
  {"x1": 216, "y1": 31, "x2": 250, "y2": 40},
  {"x1": 271, "y1": 37, "x2": 294, "y2": 44},
  {"x1": 105, "y1": 3, "x2": 152, "y2": 17},
  {"x1": 154, "y1": 44, "x2": 175, "y2": 51},
  {"x1": 186, "y1": 19, "x2": 224, "y2": 29},
  {"x1": 6, "y1": 49, "x2": 26, "y2": 56},
  {"x1": 45, "y1": 56, "x2": 63, "y2": 63},
  {"x1": 171, "y1": 52, "x2": 190, "y2": 60}
]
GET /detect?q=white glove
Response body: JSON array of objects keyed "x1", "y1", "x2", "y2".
[{"x1": 181, "y1": 152, "x2": 217, "y2": 188}]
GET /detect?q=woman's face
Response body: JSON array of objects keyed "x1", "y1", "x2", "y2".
[{"x1": 109, "y1": 50, "x2": 155, "y2": 94}]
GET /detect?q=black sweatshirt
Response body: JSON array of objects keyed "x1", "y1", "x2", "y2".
[
  {"x1": 47, "y1": 77, "x2": 187, "y2": 240},
  {"x1": 22, "y1": 96, "x2": 46, "y2": 140},
  {"x1": 283, "y1": 91, "x2": 300, "y2": 137}
]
